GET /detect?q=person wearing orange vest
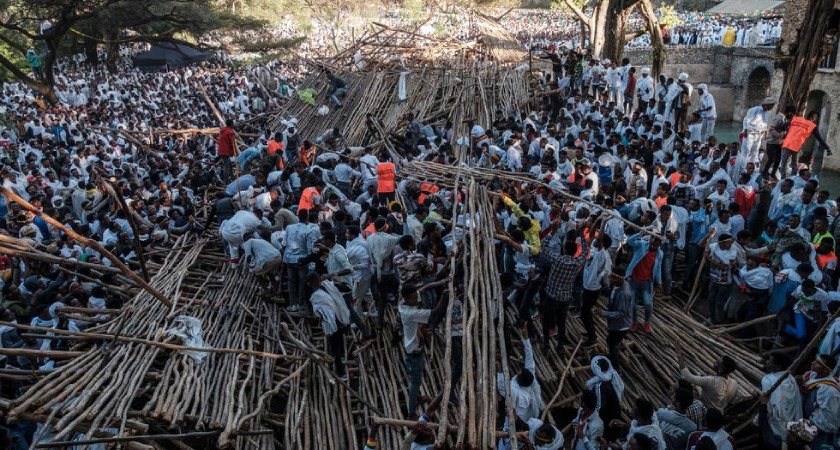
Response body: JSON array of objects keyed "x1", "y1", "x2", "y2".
[
  {"x1": 298, "y1": 141, "x2": 316, "y2": 167},
  {"x1": 298, "y1": 180, "x2": 325, "y2": 212},
  {"x1": 815, "y1": 237, "x2": 837, "y2": 281},
  {"x1": 267, "y1": 132, "x2": 284, "y2": 155},
  {"x1": 376, "y1": 161, "x2": 396, "y2": 203},
  {"x1": 780, "y1": 112, "x2": 834, "y2": 178},
  {"x1": 417, "y1": 183, "x2": 439, "y2": 206}
]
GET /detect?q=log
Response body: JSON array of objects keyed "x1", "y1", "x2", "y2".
[
  {"x1": 0, "y1": 186, "x2": 173, "y2": 308},
  {"x1": 0, "y1": 348, "x2": 86, "y2": 359},
  {"x1": 34, "y1": 430, "x2": 273, "y2": 448},
  {"x1": 0, "y1": 322, "x2": 305, "y2": 361}
]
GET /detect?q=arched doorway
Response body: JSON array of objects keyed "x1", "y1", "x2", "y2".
[
  {"x1": 802, "y1": 90, "x2": 832, "y2": 174},
  {"x1": 744, "y1": 66, "x2": 772, "y2": 108}
]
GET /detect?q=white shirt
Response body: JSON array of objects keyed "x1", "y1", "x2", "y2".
[
  {"x1": 346, "y1": 236, "x2": 372, "y2": 280},
  {"x1": 243, "y1": 238, "x2": 281, "y2": 270},
  {"x1": 743, "y1": 105, "x2": 771, "y2": 134},
  {"x1": 700, "y1": 92, "x2": 717, "y2": 119},
  {"x1": 739, "y1": 266, "x2": 774, "y2": 290},
  {"x1": 398, "y1": 302, "x2": 431, "y2": 353},
  {"x1": 583, "y1": 247, "x2": 611, "y2": 291},
  {"x1": 636, "y1": 75, "x2": 654, "y2": 102},
  {"x1": 334, "y1": 163, "x2": 360, "y2": 183}
]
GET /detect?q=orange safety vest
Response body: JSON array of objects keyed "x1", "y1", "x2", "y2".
[
  {"x1": 299, "y1": 147, "x2": 316, "y2": 166},
  {"x1": 816, "y1": 251, "x2": 838, "y2": 270},
  {"x1": 377, "y1": 162, "x2": 396, "y2": 193},
  {"x1": 298, "y1": 187, "x2": 319, "y2": 212},
  {"x1": 782, "y1": 117, "x2": 817, "y2": 153},
  {"x1": 417, "y1": 183, "x2": 439, "y2": 205},
  {"x1": 267, "y1": 140, "x2": 284, "y2": 155},
  {"x1": 363, "y1": 222, "x2": 387, "y2": 239}
]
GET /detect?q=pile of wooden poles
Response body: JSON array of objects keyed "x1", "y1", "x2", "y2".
[{"x1": 3, "y1": 235, "x2": 302, "y2": 449}]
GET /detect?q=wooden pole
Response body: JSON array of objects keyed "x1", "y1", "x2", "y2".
[
  {"x1": 0, "y1": 186, "x2": 172, "y2": 308},
  {"x1": 34, "y1": 430, "x2": 273, "y2": 448},
  {"x1": 541, "y1": 340, "x2": 583, "y2": 420},
  {"x1": 99, "y1": 178, "x2": 150, "y2": 281},
  {"x1": 0, "y1": 321, "x2": 305, "y2": 360}
]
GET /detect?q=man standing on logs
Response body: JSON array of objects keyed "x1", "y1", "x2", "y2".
[
  {"x1": 217, "y1": 120, "x2": 237, "y2": 183},
  {"x1": 324, "y1": 70, "x2": 348, "y2": 108},
  {"x1": 398, "y1": 277, "x2": 450, "y2": 418},
  {"x1": 623, "y1": 232, "x2": 662, "y2": 334}
]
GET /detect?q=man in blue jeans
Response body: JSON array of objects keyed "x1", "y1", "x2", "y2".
[
  {"x1": 656, "y1": 204, "x2": 680, "y2": 297},
  {"x1": 324, "y1": 70, "x2": 347, "y2": 108},
  {"x1": 624, "y1": 232, "x2": 662, "y2": 334},
  {"x1": 683, "y1": 198, "x2": 714, "y2": 288},
  {"x1": 398, "y1": 277, "x2": 451, "y2": 418}
]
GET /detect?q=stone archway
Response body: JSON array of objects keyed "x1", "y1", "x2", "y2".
[{"x1": 744, "y1": 66, "x2": 772, "y2": 109}]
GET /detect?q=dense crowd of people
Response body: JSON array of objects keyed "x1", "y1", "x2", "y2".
[
  {"x1": 502, "y1": 10, "x2": 782, "y2": 52},
  {"x1": 0, "y1": 13, "x2": 839, "y2": 450}
]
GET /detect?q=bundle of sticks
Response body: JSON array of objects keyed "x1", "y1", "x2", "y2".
[{"x1": 3, "y1": 235, "x2": 297, "y2": 449}]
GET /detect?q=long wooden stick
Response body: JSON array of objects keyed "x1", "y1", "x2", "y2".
[
  {"x1": 765, "y1": 306, "x2": 840, "y2": 397},
  {"x1": 0, "y1": 321, "x2": 305, "y2": 361},
  {"x1": 34, "y1": 429, "x2": 273, "y2": 448},
  {"x1": 0, "y1": 348, "x2": 86, "y2": 359},
  {"x1": 99, "y1": 178, "x2": 150, "y2": 281},
  {"x1": 0, "y1": 186, "x2": 173, "y2": 308},
  {"x1": 541, "y1": 340, "x2": 583, "y2": 420}
]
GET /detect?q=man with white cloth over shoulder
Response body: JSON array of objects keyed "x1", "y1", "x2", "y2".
[{"x1": 306, "y1": 272, "x2": 351, "y2": 381}]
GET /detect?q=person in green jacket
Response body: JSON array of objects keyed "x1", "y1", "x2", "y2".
[{"x1": 26, "y1": 49, "x2": 42, "y2": 80}]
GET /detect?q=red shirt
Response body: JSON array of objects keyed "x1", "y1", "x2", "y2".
[
  {"x1": 632, "y1": 251, "x2": 657, "y2": 282},
  {"x1": 217, "y1": 127, "x2": 236, "y2": 157},
  {"x1": 733, "y1": 187, "x2": 756, "y2": 219}
]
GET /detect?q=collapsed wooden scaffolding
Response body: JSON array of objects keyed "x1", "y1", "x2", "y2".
[{"x1": 0, "y1": 13, "x2": 772, "y2": 450}]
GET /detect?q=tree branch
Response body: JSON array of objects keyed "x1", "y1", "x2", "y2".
[
  {"x1": 625, "y1": 30, "x2": 644, "y2": 42},
  {"x1": 0, "y1": 31, "x2": 28, "y2": 54},
  {"x1": 561, "y1": 0, "x2": 592, "y2": 27},
  {"x1": 0, "y1": 51, "x2": 36, "y2": 86}
]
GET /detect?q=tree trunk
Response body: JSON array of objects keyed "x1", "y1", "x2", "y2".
[
  {"x1": 84, "y1": 40, "x2": 98, "y2": 66},
  {"x1": 105, "y1": 46, "x2": 118, "y2": 74},
  {"x1": 601, "y1": 0, "x2": 636, "y2": 63},
  {"x1": 105, "y1": 32, "x2": 119, "y2": 74},
  {"x1": 591, "y1": 3, "x2": 609, "y2": 57},
  {"x1": 778, "y1": 0, "x2": 835, "y2": 112},
  {"x1": 637, "y1": 0, "x2": 666, "y2": 79}
]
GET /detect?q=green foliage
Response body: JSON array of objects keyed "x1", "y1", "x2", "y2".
[
  {"x1": 550, "y1": 0, "x2": 585, "y2": 14},
  {"x1": 657, "y1": 4, "x2": 682, "y2": 29},
  {"x1": 0, "y1": 34, "x2": 29, "y2": 82}
]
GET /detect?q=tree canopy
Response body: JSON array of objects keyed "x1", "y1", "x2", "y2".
[{"x1": 0, "y1": 0, "x2": 296, "y2": 101}]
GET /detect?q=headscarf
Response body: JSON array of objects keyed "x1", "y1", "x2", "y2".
[{"x1": 586, "y1": 355, "x2": 626, "y2": 410}]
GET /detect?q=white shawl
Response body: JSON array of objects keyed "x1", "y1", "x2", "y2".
[
  {"x1": 311, "y1": 281, "x2": 351, "y2": 336},
  {"x1": 586, "y1": 356, "x2": 626, "y2": 411}
]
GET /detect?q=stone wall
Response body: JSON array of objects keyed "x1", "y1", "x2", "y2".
[
  {"x1": 811, "y1": 70, "x2": 840, "y2": 170},
  {"x1": 624, "y1": 46, "x2": 777, "y2": 121}
]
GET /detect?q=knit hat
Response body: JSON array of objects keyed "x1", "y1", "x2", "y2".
[
  {"x1": 678, "y1": 72, "x2": 689, "y2": 81},
  {"x1": 763, "y1": 97, "x2": 778, "y2": 105},
  {"x1": 697, "y1": 83, "x2": 708, "y2": 90}
]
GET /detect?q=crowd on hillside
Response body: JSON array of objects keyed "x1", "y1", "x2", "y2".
[
  {"x1": 502, "y1": 10, "x2": 782, "y2": 52},
  {"x1": 0, "y1": 15, "x2": 838, "y2": 450}
]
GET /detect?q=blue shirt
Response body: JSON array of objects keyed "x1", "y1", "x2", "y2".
[
  {"x1": 236, "y1": 147, "x2": 262, "y2": 170},
  {"x1": 624, "y1": 233, "x2": 663, "y2": 285},
  {"x1": 283, "y1": 222, "x2": 316, "y2": 264},
  {"x1": 689, "y1": 209, "x2": 715, "y2": 245},
  {"x1": 224, "y1": 174, "x2": 257, "y2": 197}
]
